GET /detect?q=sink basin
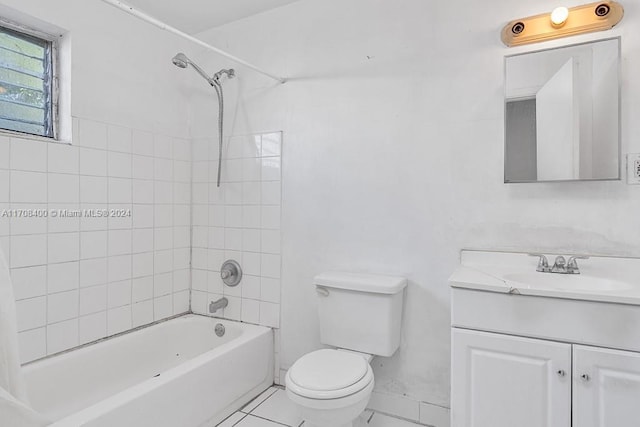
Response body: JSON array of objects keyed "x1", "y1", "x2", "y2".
[{"x1": 502, "y1": 272, "x2": 632, "y2": 293}]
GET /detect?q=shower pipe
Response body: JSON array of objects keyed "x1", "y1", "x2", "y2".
[{"x1": 99, "y1": 0, "x2": 287, "y2": 84}]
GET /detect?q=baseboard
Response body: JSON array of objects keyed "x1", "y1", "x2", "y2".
[{"x1": 366, "y1": 391, "x2": 450, "y2": 427}]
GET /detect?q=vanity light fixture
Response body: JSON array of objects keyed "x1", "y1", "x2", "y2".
[
  {"x1": 501, "y1": 1, "x2": 624, "y2": 47},
  {"x1": 550, "y1": 6, "x2": 570, "y2": 27}
]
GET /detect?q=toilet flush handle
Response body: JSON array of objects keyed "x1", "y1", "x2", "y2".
[{"x1": 316, "y1": 286, "x2": 330, "y2": 297}]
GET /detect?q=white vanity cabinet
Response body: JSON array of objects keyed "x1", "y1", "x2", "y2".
[
  {"x1": 452, "y1": 329, "x2": 640, "y2": 427},
  {"x1": 573, "y1": 345, "x2": 640, "y2": 427},
  {"x1": 452, "y1": 329, "x2": 571, "y2": 427}
]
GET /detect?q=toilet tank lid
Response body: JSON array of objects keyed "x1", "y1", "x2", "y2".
[{"x1": 314, "y1": 272, "x2": 407, "y2": 294}]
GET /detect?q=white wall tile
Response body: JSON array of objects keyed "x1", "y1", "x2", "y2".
[
  {"x1": 225, "y1": 206, "x2": 243, "y2": 228},
  {"x1": 80, "y1": 176, "x2": 108, "y2": 204},
  {"x1": 79, "y1": 284, "x2": 107, "y2": 316},
  {"x1": 108, "y1": 229, "x2": 132, "y2": 256},
  {"x1": 18, "y1": 327, "x2": 46, "y2": 363},
  {"x1": 11, "y1": 234, "x2": 47, "y2": 268},
  {"x1": 261, "y1": 278, "x2": 281, "y2": 304},
  {"x1": 79, "y1": 311, "x2": 107, "y2": 344},
  {"x1": 208, "y1": 271, "x2": 224, "y2": 294},
  {"x1": 242, "y1": 206, "x2": 261, "y2": 228},
  {"x1": 108, "y1": 255, "x2": 132, "y2": 283},
  {"x1": 132, "y1": 180, "x2": 154, "y2": 204},
  {"x1": 154, "y1": 158, "x2": 173, "y2": 181},
  {"x1": 108, "y1": 152, "x2": 132, "y2": 178},
  {"x1": 261, "y1": 254, "x2": 281, "y2": 279},
  {"x1": 48, "y1": 232, "x2": 80, "y2": 264},
  {"x1": 241, "y1": 298, "x2": 260, "y2": 324},
  {"x1": 153, "y1": 295, "x2": 172, "y2": 320},
  {"x1": 47, "y1": 262, "x2": 79, "y2": 293},
  {"x1": 48, "y1": 173, "x2": 79, "y2": 203},
  {"x1": 132, "y1": 155, "x2": 154, "y2": 180},
  {"x1": 153, "y1": 271, "x2": 172, "y2": 296},
  {"x1": 261, "y1": 181, "x2": 281, "y2": 205},
  {"x1": 242, "y1": 182, "x2": 261, "y2": 205},
  {"x1": 173, "y1": 138, "x2": 190, "y2": 162},
  {"x1": 48, "y1": 204, "x2": 80, "y2": 233},
  {"x1": 172, "y1": 269, "x2": 189, "y2": 292},
  {"x1": 132, "y1": 299, "x2": 153, "y2": 327},
  {"x1": 132, "y1": 228, "x2": 154, "y2": 254},
  {"x1": 173, "y1": 182, "x2": 191, "y2": 205},
  {"x1": 11, "y1": 171, "x2": 47, "y2": 203},
  {"x1": 0, "y1": 171, "x2": 9, "y2": 202},
  {"x1": 242, "y1": 229, "x2": 261, "y2": 253},
  {"x1": 11, "y1": 266, "x2": 47, "y2": 300},
  {"x1": 10, "y1": 205, "x2": 47, "y2": 235},
  {"x1": 154, "y1": 205, "x2": 173, "y2": 228},
  {"x1": 108, "y1": 178, "x2": 132, "y2": 203},
  {"x1": 10, "y1": 139, "x2": 47, "y2": 172},
  {"x1": 108, "y1": 280, "x2": 132, "y2": 308},
  {"x1": 132, "y1": 252, "x2": 154, "y2": 278},
  {"x1": 107, "y1": 305, "x2": 132, "y2": 335},
  {"x1": 49, "y1": 143, "x2": 79, "y2": 174},
  {"x1": 261, "y1": 206, "x2": 280, "y2": 230},
  {"x1": 80, "y1": 258, "x2": 108, "y2": 288},
  {"x1": 78, "y1": 120, "x2": 107, "y2": 150},
  {"x1": 242, "y1": 158, "x2": 261, "y2": 182},
  {"x1": 191, "y1": 290, "x2": 207, "y2": 314},
  {"x1": 241, "y1": 275, "x2": 261, "y2": 300},
  {"x1": 192, "y1": 269, "x2": 207, "y2": 292},
  {"x1": 79, "y1": 148, "x2": 107, "y2": 177},
  {"x1": 154, "y1": 135, "x2": 173, "y2": 159},
  {"x1": 173, "y1": 290, "x2": 189, "y2": 314},
  {"x1": 154, "y1": 228, "x2": 173, "y2": 251},
  {"x1": 132, "y1": 276, "x2": 154, "y2": 303},
  {"x1": 174, "y1": 160, "x2": 191, "y2": 183},
  {"x1": 259, "y1": 302, "x2": 280, "y2": 328},
  {"x1": 132, "y1": 130, "x2": 154, "y2": 156},
  {"x1": 16, "y1": 296, "x2": 46, "y2": 331},
  {"x1": 261, "y1": 230, "x2": 281, "y2": 254},
  {"x1": 0, "y1": 136, "x2": 10, "y2": 169},
  {"x1": 225, "y1": 228, "x2": 243, "y2": 251},
  {"x1": 81, "y1": 231, "x2": 108, "y2": 260},
  {"x1": 224, "y1": 296, "x2": 241, "y2": 321},
  {"x1": 222, "y1": 159, "x2": 243, "y2": 183},
  {"x1": 107, "y1": 125, "x2": 132, "y2": 153},
  {"x1": 154, "y1": 181, "x2": 173, "y2": 204},
  {"x1": 48, "y1": 290, "x2": 79, "y2": 323},
  {"x1": 132, "y1": 204, "x2": 154, "y2": 229},
  {"x1": 47, "y1": 319, "x2": 78, "y2": 354},
  {"x1": 80, "y1": 204, "x2": 108, "y2": 232},
  {"x1": 243, "y1": 252, "x2": 261, "y2": 276}
]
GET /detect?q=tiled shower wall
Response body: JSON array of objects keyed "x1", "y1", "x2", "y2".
[
  {"x1": 1, "y1": 117, "x2": 192, "y2": 363},
  {"x1": 190, "y1": 132, "x2": 282, "y2": 329}
]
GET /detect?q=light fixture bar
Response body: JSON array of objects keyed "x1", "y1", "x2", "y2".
[{"x1": 501, "y1": 1, "x2": 624, "y2": 47}]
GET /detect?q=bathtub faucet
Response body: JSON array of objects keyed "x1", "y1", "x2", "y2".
[{"x1": 209, "y1": 297, "x2": 228, "y2": 314}]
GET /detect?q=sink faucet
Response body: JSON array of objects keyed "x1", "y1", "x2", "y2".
[
  {"x1": 209, "y1": 297, "x2": 228, "y2": 314},
  {"x1": 530, "y1": 254, "x2": 589, "y2": 274}
]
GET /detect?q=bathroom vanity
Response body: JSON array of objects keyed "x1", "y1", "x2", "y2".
[{"x1": 450, "y1": 250, "x2": 640, "y2": 427}]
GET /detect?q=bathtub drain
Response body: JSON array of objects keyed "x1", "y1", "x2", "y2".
[{"x1": 215, "y1": 323, "x2": 225, "y2": 337}]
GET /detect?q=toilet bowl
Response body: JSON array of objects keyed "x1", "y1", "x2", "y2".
[
  {"x1": 286, "y1": 272, "x2": 407, "y2": 427},
  {"x1": 285, "y1": 349, "x2": 374, "y2": 427}
]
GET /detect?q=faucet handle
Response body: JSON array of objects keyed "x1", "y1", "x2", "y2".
[
  {"x1": 529, "y1": 254, "x2": 550, "y2": 272},
  {"x1": 567, "y1": 255, "x2": 589, "y2": 273}
]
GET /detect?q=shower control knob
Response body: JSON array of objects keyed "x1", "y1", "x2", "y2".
[{"x1": 220, "y1": 260, "x2": 242, "y2": 287}]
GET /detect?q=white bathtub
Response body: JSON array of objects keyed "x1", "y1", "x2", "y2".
[{"x1": 22, "y1": 314, "x2": 274, "y2": 427}]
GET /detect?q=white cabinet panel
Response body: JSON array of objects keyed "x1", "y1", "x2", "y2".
[
  {"x1": 574, "y1": 345, "x2": 640, "y2": 427},
  {"x1": 452, "y1": 329, "x2": 571, "y2": 427}
]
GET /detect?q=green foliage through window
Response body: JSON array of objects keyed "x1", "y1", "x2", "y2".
[{"x1": 0, "y1": 25, "x2": 53, "y2": 137}]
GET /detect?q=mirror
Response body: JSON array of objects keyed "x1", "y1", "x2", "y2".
[{"x1": 504, "y1": 38, "x2": 620, "y2": 183}]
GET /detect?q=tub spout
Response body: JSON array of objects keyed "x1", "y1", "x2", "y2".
[{"x1": 209, "y1": 297, "x2": 228, "y2": 314}]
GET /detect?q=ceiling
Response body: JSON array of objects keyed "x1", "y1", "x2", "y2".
[{"x1": 124, "y1": 0, "x2": 303, "y2": 34}]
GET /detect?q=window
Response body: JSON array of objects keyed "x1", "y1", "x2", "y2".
[{"x1": 0, "y1": 24, "x2": 55, "y2": 138}]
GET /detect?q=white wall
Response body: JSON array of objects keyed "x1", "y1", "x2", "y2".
[
  {"x1": 0, "y1": 0, "x2": 195, "y2": 362},
  {"x1": 190, "y1": 0, "x2": 640, "y2": 419}
]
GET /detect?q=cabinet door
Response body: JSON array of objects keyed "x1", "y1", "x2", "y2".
[
  {"x1": 452, "y1": 329, "x2": 571, "y2": 427},
  {"x1": 573, "y1": 345, "x2": 640, "y2": 427}
]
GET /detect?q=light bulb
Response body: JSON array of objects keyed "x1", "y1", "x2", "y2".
[{"x1": 551, "y1": 6, "x2": 570, "y2": 26}]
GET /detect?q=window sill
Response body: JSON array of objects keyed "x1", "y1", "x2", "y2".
[{"x1": 0, "y1": 128, "x2": 71, "y2": 145}]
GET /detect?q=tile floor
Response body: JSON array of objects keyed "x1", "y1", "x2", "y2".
[{"x1": 218, "y1": 387, "x2": 424, "y2": 427}]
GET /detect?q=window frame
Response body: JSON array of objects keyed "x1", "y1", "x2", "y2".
[{"x1": 0, "y1": 18, "x2": 59, "y2": 140}]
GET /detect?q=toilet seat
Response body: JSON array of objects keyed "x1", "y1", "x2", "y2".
[{"x1": 286, "y1": 349, "x2": 374, "y2": 400}]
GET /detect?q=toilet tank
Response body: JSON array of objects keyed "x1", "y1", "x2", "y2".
[{"x1": 314, "y1": 272, "x2": 407, "y2": 357}]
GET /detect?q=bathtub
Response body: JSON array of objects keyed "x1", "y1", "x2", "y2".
[{"x1": 22, "y1": 314, "x2": 274, "y2": 427}]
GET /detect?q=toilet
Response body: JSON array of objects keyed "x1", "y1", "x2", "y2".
[{"x1": 285, "y1": 272, "x2": 407, "y2": 427}]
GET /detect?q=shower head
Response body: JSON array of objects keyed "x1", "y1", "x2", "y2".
[
  {"x1": 172, "y1": 52, "x2": 216, "y2": 85},
  {"x1": 172, "y1": 53, "x2": 189, "y2": 69}
]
